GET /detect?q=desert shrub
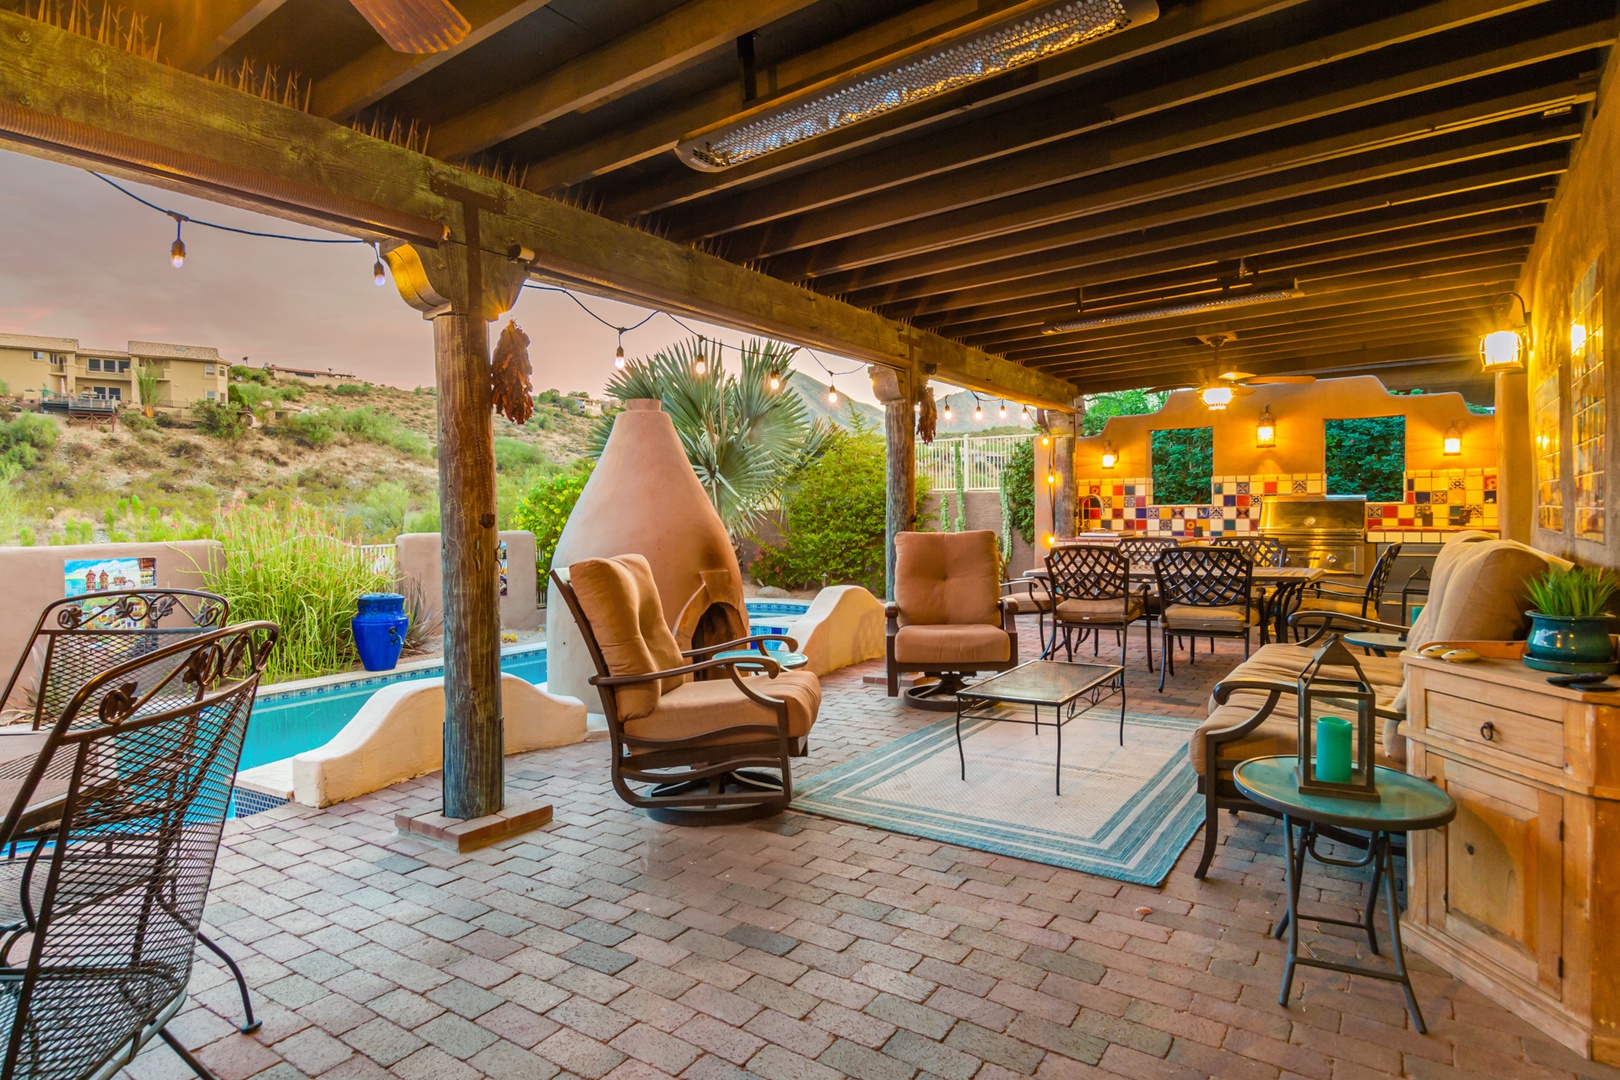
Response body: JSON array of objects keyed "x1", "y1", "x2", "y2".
[
  {"x1": 494, "y1": 436, "x2": 547, "y2": 473},
  {"x1": 193, "y1": 398, "x2": 246, "y2": 439},
  {"x1": 0, "y1": 462, "x2": 25, "y2": 543},
  {"x1": 280, "y1": 411, "x2": 336, "y2": 447},
  {"x1": 230, "y1": 365, "x2": 272, "y2": 385},
  {"x1": 349, "y1": 481, "x2": 418, "y2": 540},
  {"x1": 203, "y1": 502, "x2": 394, "y2": 683},
  {"x1": 329, "y1": 406, "x2": 429, "y2": 457},
  {"x1": 329, "y1": 382, "x2": 369, "y2": 397},
  {"x1": 122, "y1": 410, "x2": 158, "y2": 433},
  {"x1": 48, "y1": 519, "x2": 96, "y2": 546},
  {"x1": 0, "y1": 412, "x2": 58, "y2": 468},
  {"x1": 100, "y1": 495, "x2": 210, "y2": 543},
  {"x1": 510, "y1": 462, "x2": 594, "y2": 578},
  {"x1": 751, "y1": 425, "x2": 928, "y2": 595}
]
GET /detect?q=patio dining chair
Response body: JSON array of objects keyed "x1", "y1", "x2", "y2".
[
  {"x1": 0, "y1": 619, "x2": 277, "y2": 1080},
  {"x1": 1295, "y1": 542, "x2": 1404, "y2": 636},
  {"x1": 1044, "y1": 545, "x2": 1152, "y2": 670},
  {"x1": 1153, "y1": 546, "x2": 1258, "y2": 692},
  {"x1": 1211, "y1": 535, "x2": 1288, "y2": 568},
  {"x1": 0, "y1": 589, "x2": 262, "y2": 1035}
]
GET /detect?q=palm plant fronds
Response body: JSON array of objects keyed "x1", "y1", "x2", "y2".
[
  {"x1": 1525, "y1": 565, "x2": 1618, "y2": 618},
  {"x1": 591, "y1": 338, "x2": 829, "y2": 536}
]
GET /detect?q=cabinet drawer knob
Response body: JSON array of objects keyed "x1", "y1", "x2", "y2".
[
  {"x1": 1479, "y1": 721, "x2": 1496, "y2": 742},
  {"x1": 1465, "y1": 842, "x2": 1476, "y2": 856}
]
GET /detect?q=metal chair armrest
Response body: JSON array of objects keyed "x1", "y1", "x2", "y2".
[
  {"x1": 683, "y1": 633, "x2": 797, "y2": 657},
  {"x1": 591, "y1": 654, "x2": 780, "y2": 686},
  {"x1": 1289, "y1": 610, "x2": 1408, "y2": 645}
]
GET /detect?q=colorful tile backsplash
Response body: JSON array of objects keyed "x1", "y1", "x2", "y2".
[{"x1": 1072, "y1": 468, "x2": 1498, "y2": 541}]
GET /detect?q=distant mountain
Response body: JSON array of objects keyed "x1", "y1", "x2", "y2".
[
  {"x1": 786, "y1": 370, "x2": 884, "y2": 429},
  {"x1": 933, "y1": 389, "x2": 1039, "y2": 435}
]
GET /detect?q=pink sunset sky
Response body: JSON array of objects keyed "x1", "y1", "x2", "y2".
[{"x1": 0, "y1": 152, "x2": 897, "y2": 405}]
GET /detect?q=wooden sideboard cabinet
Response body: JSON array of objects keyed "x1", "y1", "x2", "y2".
[{"x1": 1403, "y1": 654, "x2": 1620, "y2": 1064}]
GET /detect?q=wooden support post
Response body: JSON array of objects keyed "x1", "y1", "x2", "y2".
[
  {"x1": 432, "y1": 309, "x2": 503, "y2": 819},
  {"x1": 385, "y1": 205, "x2": 526, "y2": 822},
  {"x1": 871, "y1": 365, "x2": 915, "y2": 600},
  {"x1": 1051, "y1": 410, "x2": 1078, "y2": 542}
]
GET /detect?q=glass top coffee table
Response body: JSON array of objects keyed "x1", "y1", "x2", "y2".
[{"x1": 954, "y1": 660, "x2": 1126, "y2": 795}]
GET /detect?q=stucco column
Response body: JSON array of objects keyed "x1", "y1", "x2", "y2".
[{"x1": 1494, "y1": 369, "x2": 1533, "y2": 543}]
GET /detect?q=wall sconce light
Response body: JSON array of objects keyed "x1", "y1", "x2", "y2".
[
  {"x1": 1443, "y1": 420, "x2": 1462, "y2": 457},
  {"x1": 1046, "y1": 471, "x2": 1057, "y2": 486},
  {"x1": 1255, "y1": 406, "x2": 1276, "y2": 448},
  {"x1": 1479, "y1": 292, "x2": 1530, "y2": 374},
  {"x1": 1100, "y1": 439, "x2": 1116, "y2": 469}
]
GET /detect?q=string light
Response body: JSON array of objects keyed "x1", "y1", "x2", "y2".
[
  {"x1": 943, "y1": 400, "x2": 954, "y2": 420},
  {"x1": 372, "y1": 242, "x2": 386, "y2": 286},
  {"x1": 614, "y1": 329, "x2": 626, "y2": 370},
  {"x1": 694, "y1": 336, "x2": 708, "y2": 375},
  {"x1": 169, "y1": 214, "x2": 186, "y2": 268},
  {"x1": 1020, "y1": 405, "x2": 1030, "y2": 422},
  {"x1": 827, "y1": 382, "x2": 839, "y2": 405},
  {"x1": 974, "y1": 400, "x2": 984, "y2": 421},
  {"x1": 999, "y1": 401, "x2": 1007, "y2": 419},
  {"x1": 769, "y1": 371, "x2": 781, "y2": 390}
]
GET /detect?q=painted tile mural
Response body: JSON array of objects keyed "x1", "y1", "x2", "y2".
[
  {"x1": 1534, "y1": 366, "x2": 1563, "y2": 533},
  {"x1": 1572, "y1": 255, "x2": 1605, "y2": 541}
]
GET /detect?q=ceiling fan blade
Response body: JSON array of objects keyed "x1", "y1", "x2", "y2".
[
  {"x1": 1246, "y1": 375, "x2": 1317, "y2": 384},
  {"x1": 1217, "y1": 371, "x2": 1256, "y2": 382},
  {"x1": 349, "y1": 0, "x2": 470, "y2": 53},
  {"x1": 1145, "y1": 383, "x2": 1197, "y2": 393}
]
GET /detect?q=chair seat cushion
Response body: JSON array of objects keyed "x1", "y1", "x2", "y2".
[
  {"x1": 893, "y1": 624, "x2": 1012, "y2": 666},
  {"x1": 1297, "y1": 595, "x2": 1367, "y2": 616},
  {"x1": 623, "y1": 670, "x2": 821, "y2": 743},
  {"x1": 1054, "y1": 597, "x2": 1144, "y2": 623},
  {"x1": 1161, "y1": 603, "x2": 1257, "y2": 631},
  {"x1": 1005, "y1": 586, "x2": 1052, "y2": 613}
]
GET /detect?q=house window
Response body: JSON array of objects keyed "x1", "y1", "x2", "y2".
[
  {"x1": 87, "y1": 358, "x2": 102, "y2": 372},
  {"x1": 206, "y1": 390, "x2": 217, "y2": 400},
  {"x1": 118, "y1": 360, "x2": 130, "y2": 373},
  {"x1": 1150, "y1": 427, "x2": 1214, "y2": 505},
  {"x1": 106, "y1": 387, "x2": 121, "y2": 401},
  {"x1": 31, "y1": 351, "x2": 43, "y2": 360},
  {"x1": 204, "y1": 365, "x2": 214, "y2": 376},
  {"x1": 1325, "y1": 417, "x2": 1405, "y2": 502}
]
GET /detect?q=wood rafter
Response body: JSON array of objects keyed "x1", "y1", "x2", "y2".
[
  {"x1": 144, "y1": 0, "x2": 290, "y2": 72},
  {"x1": 0, "y1": 8, "x2": 1076, "y2": 409}
]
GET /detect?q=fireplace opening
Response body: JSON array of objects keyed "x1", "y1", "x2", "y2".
[{"x1": 690, "y1": 601, "x2": 744, "y2": 677}]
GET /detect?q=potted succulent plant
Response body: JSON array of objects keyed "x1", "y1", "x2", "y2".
[{"x1": 1523, "y1": 566, "x2": 1618, "y2": 674}]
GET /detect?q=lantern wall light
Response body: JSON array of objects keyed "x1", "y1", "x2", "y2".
[
  {"x1": 1443, "y1": 420, "x2": 1462, "y2": 456},
  {"x1": 1479, "y1": 292, "x2": 1531, "y2": 374},
  {"x1": 1255, "y1": 406, "x2": 1276, "y2": 448},
  {"x1": 1100, "y1": 439, "x2": 1116, "y2": 469}
]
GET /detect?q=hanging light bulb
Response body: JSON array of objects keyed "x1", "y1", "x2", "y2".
[
  {"x1": 693, "y1": 337, "x2": 707, "y2": 376},
  {"x1": 1040, "y1": 434, "x2": 1050, "y2": 446},
  {"x1": 944, "y1": 401, "x2": 954, "y2": 420},
  {"x1": 998, "y1": 400, "x2": 1007, "y2": 419},
  {"x1": 827, "y1": 382, "x2": 838, "y2": 405},
  {"x1": 1020, "y1": 405, "x2": 1030, "y2": 422},
  {"x1": 372, "y1": 242, "x2": 386, "y2": 286},
  {"x1": 168, "y1": 214, "x2": 186, "y2": 269},
  {"x1": 1046, "y1": 471, "x2": 1056, "y2": 486},
  {"x1": 614, "y1": 330, "x2": 626, "y2": 370},
  {"x1": 974, "y1": 401, "x2": 984, "y2": 422},
  {"x1": 768, "y1": 370, "x2": 781, "y2": 391}
]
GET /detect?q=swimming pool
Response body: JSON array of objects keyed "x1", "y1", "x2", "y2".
[{"x1": 241, "y1": 598, "x2": 811, "y2": 770}]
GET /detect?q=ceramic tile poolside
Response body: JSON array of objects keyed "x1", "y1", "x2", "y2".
[{"x1": 126, "y1": 619, "x2": 1620, "y2": 1080}]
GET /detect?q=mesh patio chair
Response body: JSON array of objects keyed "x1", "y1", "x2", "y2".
[
  {"x1": 1153, "y1": 546, "x2": 1258, "y2": 692},
  {"x1": 0, "y1": 590, "x2": 262, "y2": 1035},
  {"x1": 0, "y1": 619, "x2": 277, "y2": 1080},
  {"x1": 1295, "y1": 542, "x2": 1405, "y2": 638},
  {"x1": 1044, "y1": 545, "x2": 1152, "y2": 670}
]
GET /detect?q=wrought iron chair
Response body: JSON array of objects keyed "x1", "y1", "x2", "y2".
[
  {"x1": 999, "y1": 577, "x2": 1052, "y2": 645},
  {"x1": 1295, "y1": 542, "x2": 1404, "y2": 637},
  {"x1": 552, "y1": 556, "x2": 820, "y2": 824},
  {"x1": 1211, "y1": 535, "x2": 1288, "y2": 568},
  {"x1": 1044, "y1": 545, "x2": 1152, "y2": 670},
  {"x1": 1153, "y1": 547, "x2": 1258, "y2": 692},
  {"x1": 0, "y1": 619, "x2": 277, "y2": 1080},
  {"x1": 0, "y1": 589, "x2": 263, "y2": 1035}
]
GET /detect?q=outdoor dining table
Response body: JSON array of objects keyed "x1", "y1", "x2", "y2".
[{"x1": 1028, "y1": 559, "x2": 1325, "y2": 643}]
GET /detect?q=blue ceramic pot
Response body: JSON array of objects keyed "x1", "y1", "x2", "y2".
[
  {"x1": 352, "y1": 592, "x2": 409, "y2": 672},
  {"x1": 1524, "y1": 612, "x2": 1615, "y2": 667}
]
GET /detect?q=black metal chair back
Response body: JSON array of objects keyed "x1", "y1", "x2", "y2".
[
  {"x1": 1116, "y1": 536, "x2": 1179, "y2": 576},
  {"x1": 1364, "y1": 543, "x2": 1403, "y2": 614},
  {"x1": 1212, "y1": 536, "x2": 1287, "y2": 568},
  {"x1": 0, "y1": 621, "x2": 276, "y2": 1080},
  {"x1": 1, "y1": 590, "x2": 228, "y2": 732},
  {"x1": 1046, "y1": 545, "x2": 1131, "y2": 605},
  {"x1": 1154, "y1": 546, "x2": 1254, "y2": 610}
]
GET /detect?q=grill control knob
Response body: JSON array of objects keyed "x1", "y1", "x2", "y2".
[
  {"x1": 1324, "y1": 553, "x2": 1339, "y2": 567},
  {"x1": 1304, "y1": 516, "x2": 1317, "y2": 526}
]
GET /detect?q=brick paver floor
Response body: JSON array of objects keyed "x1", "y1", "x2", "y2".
[{"x1": 122, "y1": 619, "x2": 1620, "y2": 1080}]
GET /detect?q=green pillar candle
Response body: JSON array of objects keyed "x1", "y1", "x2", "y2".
[{"x1": 1316, "y1": 715, "x2": 1354, "y2": 783}]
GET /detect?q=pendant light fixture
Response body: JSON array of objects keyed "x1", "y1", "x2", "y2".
[
  {"x1": 693, "y1": 337, "x2": 707, "y2": 376},
  {"x1": 1479, "y1": 292, "x2": 1531, "y2": 374},
  {"x1": 372, "y1": 242, "x2": 386, "y2": 286},
  {"x1": 769, "y1": 370, "x2": 781, "y2": 390},
  {"x1": 614, "y1": 329, "x2": 626, "y2": 370},
  {"x1": 168, "y1": 213, "x2": 186, "y2": 268}
]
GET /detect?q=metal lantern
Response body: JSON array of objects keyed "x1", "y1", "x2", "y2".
[{"x1": 1295, "y1": 636, "x2": 1380, "y2": 801}]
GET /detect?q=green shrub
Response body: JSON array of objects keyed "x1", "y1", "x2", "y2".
[
  {"x1": 0, "y1": 412, "x2": 58, "y2": 468},
  {"x1": 230, "y1": 365, "x2": 272, "y2": 385},
  {"x1": 511, "y1": 462, "x2": 594, "y2": 578},
  {"x1": 1325, "y1": 416, "x2": 1405, "y2": 502},
  {"x1": 193, "y1": 398, "x2": 246, "y2": 439},
  {"x1": 122, "y1": 409, "x2": 158, "y2": 433},
  {"x1": 1150, "y1": 427, "x2": 1213, "y2": 505},
  {"x1": 281, "y1": 410, "x2": 336, "y2": 447},
  {"x1": 751, "y1": 426, "x2": 928, "y2": 595},
  {"x1": 331, "y1": 406, "x2": 428, "y2": 457},
  {"x1": 349, "y1": 481, "x2": 418, "y2": 540},
  {"x1": 999, "y1": 437, "x2": 1035, "y2": 545},
  {"x1": 330, "y1": 382, "x2": 369, "y2": 397},
  {"x1": 202, "y1": 502, "x2": 394, "y2": 683},
  {"x1": 494, "y1": 436, "x2": 547, "y2": 473}
]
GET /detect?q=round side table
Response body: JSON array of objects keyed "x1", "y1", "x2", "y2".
[
  {"x1": 1341, "y1": 631, "x2": 1408, "y2": 657},
  {"x1": 1233, "y1": 755, "x2": 1456, "y2": 1033},
  {"x1": 714, "y1": 649, "x2": 809, "y2": 672}
]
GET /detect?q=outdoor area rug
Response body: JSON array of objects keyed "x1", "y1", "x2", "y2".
[{"x1": 792, "y1": 709, "x2": 1203, "y2": 886}]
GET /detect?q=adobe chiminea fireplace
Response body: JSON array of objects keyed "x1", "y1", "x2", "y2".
[{"x1": 546, "y1": 400, "x2": 748, "y2": 713}]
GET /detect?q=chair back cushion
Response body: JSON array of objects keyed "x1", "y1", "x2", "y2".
[
  {"x1": 566, "y1": 554, "x2": 687, "y2": 721},
  {"x1": 894, "y1": 531, "x2": 1001, "y2": 627}
]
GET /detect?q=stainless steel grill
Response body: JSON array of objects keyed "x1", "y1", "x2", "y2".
[{"x1": 1258, "y1": 494, "x2": 1368, "y2": 576}]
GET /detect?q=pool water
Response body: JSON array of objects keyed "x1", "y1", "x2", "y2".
[{"x1": 240, "y1": 599, "x2": 810, "y2": 770}]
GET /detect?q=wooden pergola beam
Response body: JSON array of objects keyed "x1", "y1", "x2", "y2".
[
  {"x1": 144, "y1": 0, "x2": 290, "y2": 72},
  {"x1": 311, "y1": 0, "x2": 555, "y2": 121},
  {"x1": 0, "y1": 8, "x2": 1075, "y2": 409},
  {"x1": 428, "y1": 0, "x2": 821, "y2": 162},
  {"x1": 1068, "y1": 339, "x2": 1480, "y2": 393}
]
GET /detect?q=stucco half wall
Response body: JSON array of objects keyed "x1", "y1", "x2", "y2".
[
  {"x1": 0, "y1": 539, "x2": 224, "y2": 711},
  {"x1": 240, "y1": 673, "x2": 587, "y2": 807},
  {"x1": 396, "y1": 530, "x2": 542, "y2": 634},
  {"x1": 784, "y1": 586, "x2": 886, "y2": 676}
]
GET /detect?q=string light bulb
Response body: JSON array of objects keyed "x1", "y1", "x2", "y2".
[
  {"x1": 614, "y1": 329, "x2": 626, "y2": 370},
  {"x1": 168, "y1": 214, "x2": 186, "y2": 269},
  {"x1": 974, "y1": 401, "x2": 984, "y2": 421},
  {"x1": 693, "y1": 337, "x2": 707, "y2": 376},
  {"x1": 827, "y1": 382, "x2": 838, "y2": 405},
  {"x1": 943, "y1": 401, "x2": 954, "y2": 420},
  {"x1": 1040, "y1": 434, "x2": 1050, "y2": 446},
  {"x1": 372, "y1": 242, "x2": 386, "y2": 286},
  {"x1": 1020, "y1": 405, "x2": 1030, "y2": 422},
  {"x1": 1046, "y1": 472, "x2": 1056, "y2": 486},
  {"x1": 769, "y1": 371, "x2": 781, "y2": 391},
  {"x1": 999, "y1": 401, "x2": 1007, "y2": 419}
]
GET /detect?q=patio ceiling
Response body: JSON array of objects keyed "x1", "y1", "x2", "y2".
[{"x1": 5, "y1": 1, "x2": 1611, "y2": 400}]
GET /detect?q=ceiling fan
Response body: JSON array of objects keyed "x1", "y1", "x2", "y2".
[
  {"x1": 348, "y1": 0, "x2": 471, "y2": 54},
  {"x1": 1150, "y1": 333, "x2": 1315, "y2": 408}
]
